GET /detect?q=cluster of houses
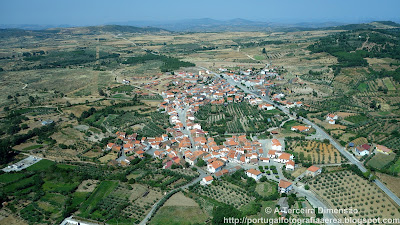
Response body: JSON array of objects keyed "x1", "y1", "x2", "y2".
[
  {"x1": 106, "y1": 71, "x2": 300, "y2": 173},
  {"x1": 347, "y1": 137, "x2": 393, "y2": 157},
  {"x1": 326, "y1": 113, "x2": 338, "y2": 125}
]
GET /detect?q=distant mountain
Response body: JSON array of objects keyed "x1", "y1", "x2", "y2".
[
  {"x1": 0, "y1": 25, "x2": 169, "y2": 38},
  {"x1": 111, "y1": 18, "x2": 349, "y2": 32},
  {"x1": 112, "y1": 18, "x2": 275, "y2": 32},
  {"x1": 326, "y1": 21, "x2": 400, "y2": 30}
]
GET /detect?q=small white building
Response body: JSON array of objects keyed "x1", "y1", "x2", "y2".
[
  {"x1": 201, "y1": 176, "x2": 214, "y2": 185},
  {"x1": 271, "y1": 139, "x2": 282, "y2": 151},
  {"x1": 306, "y1": 166, "x2": 322, "y2": 177},
  {"x1": 246, "y1": 169, "x2": 263, "y2": 181},
  {"x1": 285, "y1": 160, "x2": 295, "y2": 170},
  {"x1": 207, "y1": 161, "x2": 224, "y2": 173},
  {"x1": 278, "y1": 179, "x2": 293, "y2": 194}
]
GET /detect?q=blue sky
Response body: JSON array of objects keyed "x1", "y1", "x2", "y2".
[{"x1": 1, "y1": 0, "x2": 399, "y2": 25}]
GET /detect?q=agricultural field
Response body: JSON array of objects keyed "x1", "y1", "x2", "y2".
[
  {"x1": 367, "y1": 153, "x2": 396, "y2": 170},
  {"x1": 255, "y1": 181, "x2": 278, "y2": 197},
  {"x1": 150, "y1": 192, "x2": 208, "y2": 225},
  {"x1": 286, "y1": 140, "x2": 346, "y2": 164},
  {"x1": 195, "y1": 102, "x2": 287, "y2": 135},
  {"x1": 190, "y1": 180, "x2": 255, "y2": 209},
  {"x1": 309, "y1": 171, "x2": 400, "y2": 222},
  {"x1": 376, "y1": 172, "x2": 400, "y2": 198}
]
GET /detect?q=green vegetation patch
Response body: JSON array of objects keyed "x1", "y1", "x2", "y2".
[
  {"x1": 0, "y1": 173, "x2": 26, "y2": 184},
  {"x1": 79, "y1": 180, "x2": 118, "y2": 217},
  {"x1": 122, "y1": 53, "x2": 195, "y2": 72},
  {"x1": 255, "y1": 181, "x2": 278, "y2": 197},
  {"x1": 388, "y1": 158, "x2": 400, "y2": 174},
  {"x1": 41, "y1": 192, "x2": 67, "y2": 207},
  {"x1": 367, "y1": 153, "x2": 396, "y2": 170},
  {"x1": 22, "y1": 144, "x2": 43, "y2": 151},
  {"x1": 2, "y1": 175, "x2": 36, "y2": 193},
  {"x1": 357, "y1": 82, "x2": 368, "y2": 92},
  {"x1": 26, "y1": 159, "x2": 55, "y2": 171},
  {"x1": 383, "y1": 78, "x2": 396, "y2": 91},
  {"x1": 344, "y1": 114, "x2": 369, "y2": 124},
  {"x1": 71, "y1": 192, "x2": 90, "y2": 209},
  {"x1": 42, "y1": 179, "x2": 80, "y2": 193},
  {"x1": 56, "y1": 164, "x2": 77, "y2": 170}
]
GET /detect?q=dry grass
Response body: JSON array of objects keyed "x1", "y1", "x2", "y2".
[
  {"x1": 163, "y1": 192, "x2": 198, "y2": 207},
  {"x1": 290, "y1": 140, "x2": 345, "y2": 164},
  {"x1": 76, "y1": 180, "x2": 99, "y2": 192},
  {"x1": 376, "y1": 172, "x2": 400, "y2": 198},
  {"x1": 98, "y1": 152, "x2": 117, "y2": 163}
]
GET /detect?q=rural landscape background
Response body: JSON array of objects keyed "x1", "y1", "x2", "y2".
[{"x1": 1, "y1": 1, "x2": 400, "y2": 225}]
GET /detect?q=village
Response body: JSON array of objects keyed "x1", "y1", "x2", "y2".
[{"x1": 101, "y1": 66, "x2": 331, "y2": 200}]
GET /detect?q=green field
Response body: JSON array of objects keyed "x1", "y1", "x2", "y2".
[
  {"x1": 0, "y1": 173, "x2": 26, "y2": 184},
  {"x1": 357, "y1": 82, "x2": 368, "y2": 92},
  {"x1": 344, "y1": 114, "x2": 369, "y2": 124},
  {"x1": 41, "y1": 192, "x2": 67, "y2": 207},
  {"x1": 26, "y1": 159, "x2": 55, "y2": 171},
  {"x1": 3, "y1": 175, "x2": 36, "y2": 193},
  {"x1": 42, "y1": 179, "x2": 80, "y2": 193},
  {"x1": 79, "y1": 180, "x2": 118, "y2": 217},
  {"x1": 22, "y1": 144, "x2": 43, "y2": 151},
  {"x1": 56, "y1": 164, "x2": 77, "y2": 170},
  {"x1": 150, "y1": 206, "x2": 208, "y2": 225},
  {"x1": 248, "y1": 200, "x2": 277, "y2": 223},
  {"x1": 389, "y1": 158, "x2": 400, "y2": 175},
  {"x1": 71, "y1": 192, "x2": 90, "y2": 209},
  {"x1": 367, "y1": 153, "x2": 396, "y2": 170},
  {"x1": 378, "y1": 111, "x2": 391, "y2": 116},
  {"x1": 256, "y1": 181, "x2": 278, "y2": 197},
  {"x1": 254, "y1": 55, "x2": 266, "y2": 60},
  {"x1": 383, "y1": 78, "x2": 396, "y2": 91}
]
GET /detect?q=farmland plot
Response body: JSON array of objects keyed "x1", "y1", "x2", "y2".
[{"x1": 310, "y1": 171, "x2": 400, "y2": 223}]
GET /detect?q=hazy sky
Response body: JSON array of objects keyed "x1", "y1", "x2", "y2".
[{"x1": 1, "y1": 0, "x2": 399, "y2": 25}]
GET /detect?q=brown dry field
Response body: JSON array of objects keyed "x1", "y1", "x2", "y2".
[
  {"x1": 291, "y1": 167, "x2": 307, "y2": 178},
  {"x1": 76, "y1": 180, "x2": 99, "y2": 192},
  {"x1": 163, "y1": 192, "x2": 198, "y2": 207},
  {"x1": 99, "y1": 152, "x2": 117, "y2": 163},
  {"x1": 128, "y1": 183, "x2": 149, "y2": 201},
  {"x1": 336, "y1": 112, "x2": 357, "y2": 118},
  {"x1": 82, "y1": 150, "x2": 102, "y2": 158},
  {"x1": 0, "y1": 209, "x2": 28, "y2": 225},
  {"x1": 293, "y1": 140, "x2": 344, "y2": 164},
  {"x1": 376, "y1": 172, "x2": 400, "y2": 198}
]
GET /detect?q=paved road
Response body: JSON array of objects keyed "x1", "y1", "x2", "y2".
[
  {"x1": 203, "y1": 68, "x2": 400, "y2": 207},
  {"x1": 294, "y1": 186, "x2": 339, "y2": 225},
  {"x1": 2, "y1": 155, "x2": 42, "y2": 172}
]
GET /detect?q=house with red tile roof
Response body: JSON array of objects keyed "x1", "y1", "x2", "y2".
[
  {"x1": 207, "y1": 160, "x2": 225, "y2": 173},
  {"x1": 285, "y1": 160, "x2": 295, "y2": 170},
  {"x1": 291, "y1": 125, "x2": 310, "y2": 132},
  {"x1": 271, "y1": 139, "x2": 282, "y2": 151},
  {"x1": 278, "y1": 179, "x2": 293, "y2": 193},
  {"x1": 306, "y1": 166, "x2": 321, "y2": 177},
  {"x1": 202, "y1": 176, "x2": 214, "y2": 185},
  {"x1": 275, "y1": 153, "x2": 294, "y2": 164},
  {"x1": 246, "y1": 169, "x2": 262, "y2": 181}
]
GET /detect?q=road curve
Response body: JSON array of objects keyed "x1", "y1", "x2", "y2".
[{"x1": 203, "y1": 67, "x2": 400, "y2": 207}]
